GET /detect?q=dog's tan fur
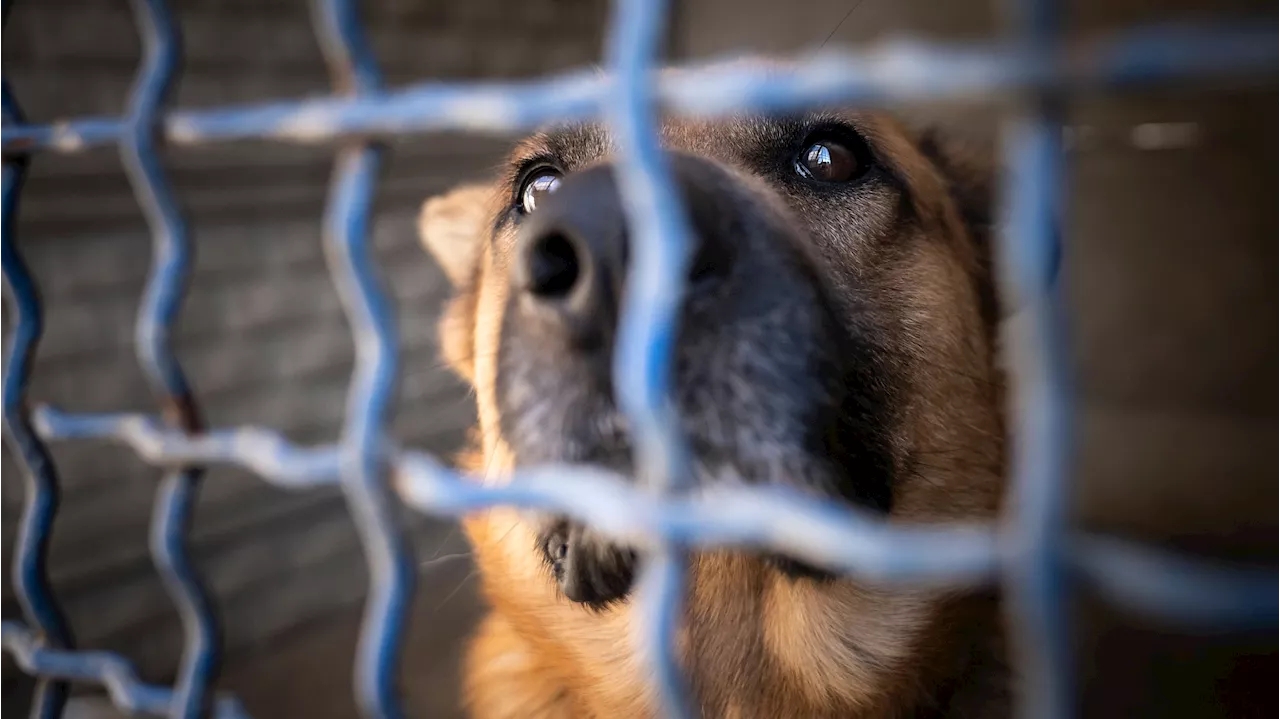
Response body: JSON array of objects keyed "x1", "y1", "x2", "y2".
[{"x1": 419, "y1": 99, "x2": 1009, "y2": 718}]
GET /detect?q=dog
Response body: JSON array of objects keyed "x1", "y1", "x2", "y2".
[{"x1": 418, "y1": 70, "x2": 1009, "y2": 718}]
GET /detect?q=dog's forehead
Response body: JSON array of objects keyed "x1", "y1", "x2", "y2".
[
  {"x1": 510, "y1": 110, "x2": 895, "y2": 173},
  {"x1": 512, "y1": 59, "x2": 900, "y2": 163}
]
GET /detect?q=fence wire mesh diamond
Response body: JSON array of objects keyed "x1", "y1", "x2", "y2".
[{"x1": 1, "y1": 0, "x2": 1276, "y2": 718}]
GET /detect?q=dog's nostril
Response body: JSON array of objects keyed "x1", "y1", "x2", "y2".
[{"x1": 526, "y1": 232, "x2": 580, "y2": 299}]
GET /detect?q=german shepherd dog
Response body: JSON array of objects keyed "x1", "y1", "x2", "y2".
[{"x1": 418, "y1": 71, "x2": 1009, "y2": 718}]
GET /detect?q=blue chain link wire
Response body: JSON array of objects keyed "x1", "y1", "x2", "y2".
[
  {"x1": 2, "y1": 75, "x2": 74, "y2": 719},
  {"x1": 1, "y1": 0, "x2": 1277, "y2": 718},
  {"x1": 311, "y1": 1, "x2": 416, "y2": 715},
  {"x1": 605, "y1": 1, "x2": 697, "y2": 715},
  {"x1": 120, "y1": 1, "x2": 221, "y2": 716},
  {"x1": 1000, "y1": 2, "x2": 1073, "y2": 716}
]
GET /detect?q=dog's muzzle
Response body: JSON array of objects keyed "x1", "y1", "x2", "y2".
[{"x1": 496, "y1": 154, "x2": 894, "y2": 607}]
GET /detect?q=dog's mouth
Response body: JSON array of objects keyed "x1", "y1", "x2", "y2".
[
  {"x1": 497, "y1": 341, "x2": 896, "y2": 608},
  {"x1": 510, "y1": 400, "x2": 640, "y2": 609},
  {"x1": 537, "y1": 517, "x2": 639, "y2": 609}
]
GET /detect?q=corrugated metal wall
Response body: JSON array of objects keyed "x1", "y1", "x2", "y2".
[{"x1": 2, "y1": 0, "x2": 607, "y2": 713}]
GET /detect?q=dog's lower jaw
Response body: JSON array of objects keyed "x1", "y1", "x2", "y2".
[
  {"x1": 539, "y1": 520, "x2": 638, "y2": 610},
  {"x1": 539, "y1": 520, "x2": 837, "y2": 613}
]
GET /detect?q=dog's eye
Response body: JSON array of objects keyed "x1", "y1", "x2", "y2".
[
  {"x1": 519, "y1": 169, "x2": 562, "y2": 214},
  {"x1": 795, "y1": 139, "x2": 861, "y2": 183}
]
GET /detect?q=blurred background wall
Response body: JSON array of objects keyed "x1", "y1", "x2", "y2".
[
  {"x1": 3, "y1": 0, "x2": 1275, "y2": 717},
  {"x1": 2, "y1": 1, "x2": 609, "y2": 716}
]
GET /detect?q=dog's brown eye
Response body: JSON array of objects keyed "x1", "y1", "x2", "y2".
[
  {"x1": 520, "y1": 170, "x2": 562, "y2": 214},
  {"x1": 796, "y1": 140, "x2": 860, "y2": 183}
]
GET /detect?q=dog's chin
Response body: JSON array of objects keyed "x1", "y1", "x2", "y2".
[
  {"x1": 525, "y1": 440, "x2": 841, "y2": 610},
  {"x1": 537, "y1": 517, "x2": 638, "y2": 610}
]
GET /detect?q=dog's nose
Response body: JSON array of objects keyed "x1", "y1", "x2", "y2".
[
  {"x1": 513, "y1": 160, "x2": 732, "y2": 347},
  {"x1": 513, "y1": 165, "x2": 628, "y2": 346}
]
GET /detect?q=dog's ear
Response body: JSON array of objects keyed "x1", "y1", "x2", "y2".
[
  {"x1": 418, "y1": 183, "x2": 494, "y2": 288},
  {"x1": 419, "y1": 183, "x2": 493, "y2": 385},
  {"x1": 915, "y1": 128, "x2": 1004, "y2": 326},
  {"x1": 917, "y1": 130, "x2": 994, "y2": 246}
]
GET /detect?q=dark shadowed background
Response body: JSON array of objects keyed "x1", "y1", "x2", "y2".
[{"x1": 2, "y1": 0, "x2": 1275, "y2": 717}]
